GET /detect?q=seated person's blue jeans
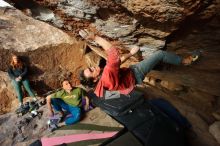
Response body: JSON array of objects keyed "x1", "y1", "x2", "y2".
[
  {"x1": 51, "y1": 98, "x2": 81, "y2": 125},
  {"x1": 130, "y1": 50, "x2": 182, "y2": 84}
]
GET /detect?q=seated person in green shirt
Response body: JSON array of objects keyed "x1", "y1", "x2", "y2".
[{"x1": 46, "y1": 78, "x2": 90, "y2": 125}]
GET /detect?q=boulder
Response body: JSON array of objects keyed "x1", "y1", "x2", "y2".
[
  {"x1": 0, "y1": 7, "x2": 73, "y2": 52},
  {"x1": 0, "y1": 71, "x2": 16, "y2": 114}
]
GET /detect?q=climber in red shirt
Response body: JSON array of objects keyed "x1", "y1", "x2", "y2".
[{"x1": 79, "y1": 30, "x2": 199, "y2": 98}]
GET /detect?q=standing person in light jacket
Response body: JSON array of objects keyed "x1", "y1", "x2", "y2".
[{"x1": 8, "y1": 54, "x2": 37, "y2": 109}]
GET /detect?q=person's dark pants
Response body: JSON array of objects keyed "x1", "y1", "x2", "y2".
[
  {"x1": 12, "y1": 79, "x2": 35, "y2": 104},
  {"x1": 149, "y1": 98, "x2": 191, "y2": 129},
  {"x1": 51, "y1": 98, "x2": 81, "y2": 125}
]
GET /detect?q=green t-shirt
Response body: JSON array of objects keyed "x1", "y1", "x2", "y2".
[{"x1": 51, "y1": 87, "x2": 86, "y2": 107}]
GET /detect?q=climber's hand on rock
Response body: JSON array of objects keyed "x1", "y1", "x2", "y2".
[{"x1": 130, "y1": 46, "x2": 140, "y2": 55}]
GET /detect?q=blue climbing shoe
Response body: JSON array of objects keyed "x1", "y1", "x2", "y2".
[
  {"x1": 191, "y1": 49, "x2": 202, "y2": 62},
  {"x1": 183, "y1": 49, "x2": 202, "y2": 65}
]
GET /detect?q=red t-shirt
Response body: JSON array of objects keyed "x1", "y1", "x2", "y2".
[{"x1": 94, "y1": 46, "x2": 135, "y2": 97}]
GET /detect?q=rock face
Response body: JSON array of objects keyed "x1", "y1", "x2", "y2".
[
  {"x1": 1, "y1": 0, "x2": 220, "y2": 146},
  {"x1": 0, "y1": 71, "x2": 16, "y2": 114},
  {"x1": 94, "y1": 18, "x2": 137, "y2": 41},
  {"x1": 29, "y1": 0, "x2": 214, "y2": 54},
  {"x1": 210, "y1": 121, "x2": 220, "y2": 144},
  {"x1": 58, "y1": 0, "x2": 98, "y2": 20},
  {"x1": 0, "y1": 7, "x2": 73, "y2": 52},
  {"x1": 0, "y1": 6, "x2": 87, "y2": 114},
  {"x1": 119, "y1": 0, "x2": 202, "y2": 23},
  {"x1": 165, "y1": 0, "x2": 220, "y2": 117}
]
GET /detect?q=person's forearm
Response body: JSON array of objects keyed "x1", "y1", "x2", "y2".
[
  {"x1": 48, "y1": 103, "x2": 53, "y2": 113},
  {"x1": 46, "y1": 96, "x2": 53, "y2": 114},
  {"x1": 121, "y1": 53, "x2": 132, "y2": 64},
  {"x1": 85, "y1": 96, "x2": 89, "y2": 105},
  {"x1": 20, "y1": 66, "x2": 27, "y2": 78},
  {"x1": 93, "y1": 36, "x2": 112, "y2": 52},
  {"x1": 8, "y1": 68, "x2": 16, "y2": 79},
  {"x1": 121, "y1": 46, "x2": 140, "y2": 63}
]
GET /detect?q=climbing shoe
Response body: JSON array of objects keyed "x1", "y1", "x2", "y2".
[
  {"x1": 47, "y1": 115, "x2": 62, "y2": 132},
  {"x1": 32, "y1": 97, "x2": 38, "y2": 102},
  {"x1": 183, "y1": 49, "x2": 202, "y2": 65},
  {"x1": 38, "y1": 99, "x2": 46, "y2": 107},
  {"x1": 15, "y1": 103, "x2": 30, "y2": 116},
  {"x1": 29, "y1": 101, "x2": 39, "y2": 112},
  {"x1": 190, "y1": 49, "x2": 202, "y2": 62}
]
